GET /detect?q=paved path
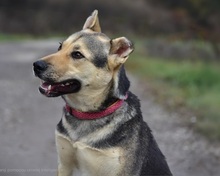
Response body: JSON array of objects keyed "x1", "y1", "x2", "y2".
[{"x1": 0, "y1": 40, "x2": 220, "y2": 176}]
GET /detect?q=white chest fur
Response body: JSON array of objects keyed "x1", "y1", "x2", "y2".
[
  {"x1": 73, "y1": 142, "x2": 123, "y2": 176},
  {"x1": 56, "y1": 133, "x2": 124, "y2": 176}
]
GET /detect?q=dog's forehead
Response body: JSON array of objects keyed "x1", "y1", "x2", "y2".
[
  {"x1": 66, "y1": 31, "x2": 110, "y2": 46},
  {"x1": 65, "y1": 31, "x2": 110, "y2": 68}
]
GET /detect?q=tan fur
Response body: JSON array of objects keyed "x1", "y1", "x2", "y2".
[
  {"x1": 83, "y1": 10, "x2": 101, "y2": 32},
  {"x1": 36, "y1": 10, "x2": 133, "y2": 176},
  {"x1": 33, "y1": 9, "x2": 172, "y2": 176},
  {"x1": 41, "y1": 34, "x2": 112, "y2": 111},
  {"x1": 56, "y1": 131, "x2": 124, "y2": 176}
]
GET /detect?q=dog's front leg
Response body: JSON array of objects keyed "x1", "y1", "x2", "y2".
[
  {"x1": 57, "y1": 164, "x2": 73, "y2": 176},
  {"x1": 56, "y1": 134, "x2": 76, "y2": 176}
]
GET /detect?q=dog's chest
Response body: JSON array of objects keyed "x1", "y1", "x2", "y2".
[{"x1": 72, "y1": 142, "x2": 124, "y2": 176}]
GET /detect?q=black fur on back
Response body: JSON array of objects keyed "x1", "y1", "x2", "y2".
[{"x1": 92, "y1": 92, "x2": 172, "y2": 175}]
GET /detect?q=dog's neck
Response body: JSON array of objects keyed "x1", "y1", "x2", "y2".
[
  {"x1": 63, "y1": 66, "x2": 130, "y2": 112},
  {"x1": 63, "y1": 86, "x2": 111, "y2": 112}
]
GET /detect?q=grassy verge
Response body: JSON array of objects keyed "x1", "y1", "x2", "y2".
[
  {"x1": 127, "y1": 44, "x2": 220, "y2": 140},
  {"x1": 0, "y1": 33, "x2": 35, "y2": 41}
]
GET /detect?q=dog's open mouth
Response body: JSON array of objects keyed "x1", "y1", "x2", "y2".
[{"x1": 39, "y1": 79, "x2": 81, "y2": 97}]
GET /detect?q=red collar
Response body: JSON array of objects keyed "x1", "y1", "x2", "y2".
[{"x1": 65, "y1": 97, "x2": 127, "y2": 120}]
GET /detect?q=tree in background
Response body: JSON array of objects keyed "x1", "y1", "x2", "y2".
[{"x1": 148, "y1": 0, "x2": 220, "y2": 58}]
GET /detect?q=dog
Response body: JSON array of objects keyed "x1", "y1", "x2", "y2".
[{"x1": 33, "y1": 10, "x2": 172, "y2": 176}]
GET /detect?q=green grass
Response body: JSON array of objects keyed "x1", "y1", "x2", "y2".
[
  {"x1": 127, "y1": 51, "x2": 220, "y2": 140},
  {"x1": 0, "y1": 33, "x2": 35, "y2": 41}
]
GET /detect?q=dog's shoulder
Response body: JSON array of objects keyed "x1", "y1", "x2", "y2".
[{"x1": 121, "y1": 92, "x2": 172, "y2": 175}]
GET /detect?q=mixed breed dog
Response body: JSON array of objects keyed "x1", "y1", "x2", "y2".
[{"x1": 33, "y1": 10, "x2": 172, "y2": 176}]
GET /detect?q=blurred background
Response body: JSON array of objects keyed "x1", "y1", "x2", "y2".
[{"x1": 0, "y1": 0, "x2": 220, "y2": 175}]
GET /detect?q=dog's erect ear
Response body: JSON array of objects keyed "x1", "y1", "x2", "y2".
[
  {"x1": 109, "y1": 37, "x2": 133, "y2": 67},
  {"x1": 83, "y1": 10, "x2": 101, "y2": 32},
  {"x1": 109, "y1": 37, "x2": 132, "y2": 99}
]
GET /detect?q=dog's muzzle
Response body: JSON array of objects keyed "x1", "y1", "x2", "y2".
[{"x1": 33, "y1": 61, "x2": 81, "y2": 97}]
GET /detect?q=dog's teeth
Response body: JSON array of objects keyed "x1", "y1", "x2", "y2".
[
  {"x1": 61, "y1": 84, "x2": 65, "y2": 87},
  {"x1": 48, "y1": 85, "x2": 51, "y2": 90},
  {"x1": 65, "y1": 83, "x2": 70, "y2": 86}
]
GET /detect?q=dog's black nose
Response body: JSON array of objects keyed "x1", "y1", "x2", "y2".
[{"x1": 33, "y1": 60, "x2": 48, "y2": 74}]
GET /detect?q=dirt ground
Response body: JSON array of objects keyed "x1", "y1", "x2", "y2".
[{"x1": 0, "y1": 40, "x2": 220, "y2": 176}]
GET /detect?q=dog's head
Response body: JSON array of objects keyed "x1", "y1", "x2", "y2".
[{"x1": 33, "y1": 10, "x2": 133, "y2": 110}]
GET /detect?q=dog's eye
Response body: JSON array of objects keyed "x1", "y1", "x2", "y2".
[
  {"x1": 71, "y1": 51, "x2": 84, "y2": 59},
  {"x1": 58, "y1": 42, "x2": 62, "y2": 51}
]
